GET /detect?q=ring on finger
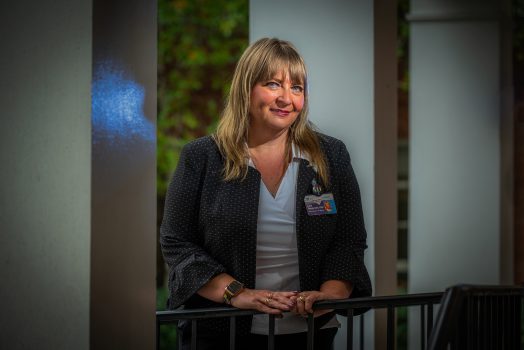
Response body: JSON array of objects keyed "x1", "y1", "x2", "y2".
[
  {"x1": 264, "y1": 297, "x2": 272, "y2": 304},
  {"x1": 297, "y1": 295, "x2": 305, "y2": 303},
  {"x1": 267, "y1": 292, "x2": 274, "y2": 299}
]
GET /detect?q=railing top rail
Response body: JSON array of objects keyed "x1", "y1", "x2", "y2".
[
  {"x1": 447, "y1": 284, "x2": 524, "y2": 296},
  {"x1": 156, "y1": 292, "x2": 445, "y2": 323},
  {"x1": 313, "y1": 292, "x2": 444, "y2": 310},
  {"x1": 157, "y1": 307, "x2": 258, "y2": 323}
]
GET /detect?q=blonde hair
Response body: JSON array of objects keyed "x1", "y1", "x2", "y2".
[{"x1": 214, "y1": 38, "x2": 329, "y2": 186}]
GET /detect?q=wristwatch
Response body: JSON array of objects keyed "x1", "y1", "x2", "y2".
[{"x1": 223, "y1": 280, "x2": 244, "y2": 305}]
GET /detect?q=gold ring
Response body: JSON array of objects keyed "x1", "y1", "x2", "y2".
[
  {"x1": 267, "y1": 292, "x2": 274, "y2": 299},
  {"x1": 297, "y1": 296, "x2": 305, "y2": 303},
  {"x1": 264, "y1": 298, "x2": 272, "y2": 304}
]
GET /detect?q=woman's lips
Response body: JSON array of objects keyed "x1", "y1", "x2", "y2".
[{"x1": 270, "y1": 108, "x2": 291, "y2": 116}]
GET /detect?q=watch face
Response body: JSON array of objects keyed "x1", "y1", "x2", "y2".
[{"x1": 228, "y1": 280, "x2": 244, "y2": 295}]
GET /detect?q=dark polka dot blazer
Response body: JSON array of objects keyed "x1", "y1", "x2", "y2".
[{"x1": 160, "y1": 133, "x2": 372, "y2": 336}]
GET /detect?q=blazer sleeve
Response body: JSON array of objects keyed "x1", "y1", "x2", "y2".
[
  {"x1": 160, "y1": 141, "x2": 226, "y2": 309},
  {"x1": 320, "y1": 140, "x2": 372, "y2": 298}
]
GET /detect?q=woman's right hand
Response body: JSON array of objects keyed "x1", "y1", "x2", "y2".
[{"x1": 230, "y1": 289, "x2": 298, "y2": 315}]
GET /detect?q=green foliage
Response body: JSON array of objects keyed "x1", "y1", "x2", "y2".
[{"x1": 157, "y1": 0, "x2": 249, "y2": 195}]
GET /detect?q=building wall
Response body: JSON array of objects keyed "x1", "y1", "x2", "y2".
[{"x1": 0, "y1": 1, "x2": 92, "y2": 349}]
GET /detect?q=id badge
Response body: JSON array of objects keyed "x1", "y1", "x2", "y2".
[{"x1": 304, "y1": 193, "x2": 337, "y2": 216}]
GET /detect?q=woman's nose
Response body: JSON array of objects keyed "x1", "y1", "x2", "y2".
[{"x1": 277, "y1": 87, "x2": 292, "y2": 105}]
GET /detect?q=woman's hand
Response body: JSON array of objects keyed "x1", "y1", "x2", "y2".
[
  {"x1": 292, "y1": 291, "x2": 334, "y2": 318},
  {"x1": 230, "y1": 289, "x2": 298, "y2": 315},
  {"x1": 293, "y1": 280, "x2": 353, "y2": 317}
]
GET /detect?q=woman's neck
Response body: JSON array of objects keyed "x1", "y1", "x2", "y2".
[{"x1": 247, "y1": 127, "x2": 289, "y2": 151}]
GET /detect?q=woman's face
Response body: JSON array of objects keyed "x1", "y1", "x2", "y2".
[{"x1": 248, "y1": 71, "x2": 305, "y2": 136}]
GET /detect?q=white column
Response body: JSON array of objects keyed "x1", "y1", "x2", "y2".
[
  {"x1": 408, "y1": 0, "x2": 501, "y2": 347},
  {"x1": 250, "y1": 1, "x2": 375, "y2": 348}
]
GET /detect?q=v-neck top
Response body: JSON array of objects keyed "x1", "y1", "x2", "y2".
[{"x1": 249, "y1": 145, "x2": 339, "y2": 334}]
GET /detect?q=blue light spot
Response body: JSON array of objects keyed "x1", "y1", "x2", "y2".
[{"x1": 92, "y1": 60, "x2": 155, "y2": 147}]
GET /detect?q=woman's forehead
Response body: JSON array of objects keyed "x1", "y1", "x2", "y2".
[{"x1": 262, "y1": 67, "x2": 305, "y2": 84}]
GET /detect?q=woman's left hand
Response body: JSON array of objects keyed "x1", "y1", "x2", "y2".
[
  {"x1": 292, "y1": 280, "x2": 353, "y2": 317},
  {"x1": 291, "y1": 291, "x2": 334, "y2": 318}
]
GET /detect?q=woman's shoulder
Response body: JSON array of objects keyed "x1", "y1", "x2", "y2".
[
  {"x1": 180, "y1": 135, "x2": 222, "y2": 165},
  {"x1": 183, "y1": 135, "x2": 217, "y2": 151},
  {"x1": 315, "y1": 132, "x2": 346, "y2": 153},
  {"x1": 182, "y1": 135, "x2": 220, "y2": 155}
]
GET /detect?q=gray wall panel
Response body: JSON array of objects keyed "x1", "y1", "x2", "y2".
[{"x1": 0, "y1": 1, "x2": 92, "y2": 349}]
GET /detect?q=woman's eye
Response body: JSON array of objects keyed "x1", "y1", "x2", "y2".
[
  {"x1": 265, "y1": 81, "x2": 280, "y2": 89},
  {"x1": 291, "y1": 85, "x2": 304, "y2": 93}
]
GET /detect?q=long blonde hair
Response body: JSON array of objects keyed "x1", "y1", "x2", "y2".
[{"x1": 214, "y1": 38, "x2": 329, "y2": 186}]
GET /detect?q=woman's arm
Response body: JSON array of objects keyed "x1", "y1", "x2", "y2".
[
  {"x1": 198, "y1": 273, "x2": 297, "y2": 315},
  {"x1": 319, "y1": 140, "x2": 371, "y2": 298},
  {"x1": 160, "y1": 141, "x2": 227, "y2": 308}
]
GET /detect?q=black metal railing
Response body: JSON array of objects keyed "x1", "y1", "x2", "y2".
[
  {"x1": 428, "y1": 285, "x2": 524, "y2": 350},
  {"x1": 156, "y1": 291, "x2": 443, "y2": 350}
]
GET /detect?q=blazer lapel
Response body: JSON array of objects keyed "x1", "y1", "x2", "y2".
[{"x1": 295, "y1": 159, "x2": 317, "y2": 239}]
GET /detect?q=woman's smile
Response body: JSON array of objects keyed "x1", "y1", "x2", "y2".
[{"x1": 270, "y1": 108, "x2": 291, "y2": 117}]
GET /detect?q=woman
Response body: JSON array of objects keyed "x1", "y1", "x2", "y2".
[{"x1": 160, "y1": 38, "x2": 371, "y2": 350}]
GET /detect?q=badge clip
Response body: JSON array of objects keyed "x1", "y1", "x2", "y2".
[{"x1": 311, "y1": 179, "x2": 323, "y2": 196}]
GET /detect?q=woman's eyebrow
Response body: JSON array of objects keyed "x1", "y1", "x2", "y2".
[{"x1": 268, "y1": 76, "x2": 304, "y2": 85}]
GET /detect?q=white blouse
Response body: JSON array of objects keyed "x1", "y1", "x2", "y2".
[{"x1": 249, "y1": 145, "x2": 339, "y2": 335}]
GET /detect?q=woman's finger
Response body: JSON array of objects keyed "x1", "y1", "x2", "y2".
[
  {"x1": 255, "y1": 300, "x2": 283, "y2": 315},
  {"x1": 304, "y1": 293, "x2": 318, "y2": 313},
  {"x1": 270, "y1": 294, "x2": 296, "y2": 309},
  {"x1": 260, "y1": 293, "x2": 293, "y2": 312},
  {"x1": 295, "y1": 293, "x2": 307, "y2": 316}
]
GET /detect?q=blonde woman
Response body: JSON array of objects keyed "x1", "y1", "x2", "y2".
[{"x1": 160, "y1": 38, "x2": 371, "y2": 350}]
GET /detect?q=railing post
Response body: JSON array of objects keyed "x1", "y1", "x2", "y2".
[
  {"x1": 347, "y1": 308, "x2": 354, "y2": 350},
  {"x1": 268, "y1": 314, "x2": 275, "y2": 350},
  {"x1": 386, "y1": 306, "x2": 395, "y2": 350},
  {"x1": 229, "y1": 316, "x2": 236, "y2": 350},
  {"x1": 307, "y1": 313, "x2": 314, "y2": 350},
  {"x1": 191, "y1": 320, "x2": 197, "y2": 350},
  {"x1": 360, "y1": 313, "x2": 364, "y2": 350},
  {"x1": 420, "y1": 304, "x2": 426, "y2": 349},
  {"x1": 427, "y1": 302, "x2": 433, "y2": 342}
]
